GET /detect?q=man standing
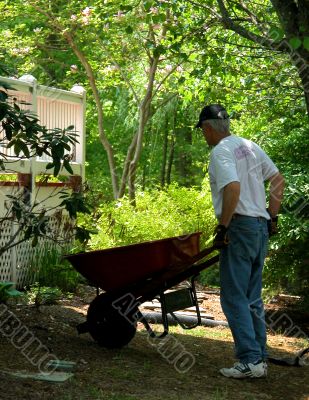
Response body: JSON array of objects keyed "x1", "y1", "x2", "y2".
[{"x1": 196, "y1": 104, "x2": 284, "y2": 379}]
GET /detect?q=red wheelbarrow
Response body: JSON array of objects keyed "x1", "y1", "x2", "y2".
[{"x1": 64, "y1": 232, "x2": 219, "y2": 348}]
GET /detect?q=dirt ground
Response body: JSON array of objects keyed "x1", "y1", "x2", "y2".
[{"x1": 0, "y1": 286, "x2": 308, "y2": 400}]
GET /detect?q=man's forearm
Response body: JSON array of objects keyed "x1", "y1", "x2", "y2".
[
  {"x1": 268, "y1": 173, "x2": 285, "y2": 216},
  {"x1": 220, "y1": 182, "x2": 240, "y2": 227}
]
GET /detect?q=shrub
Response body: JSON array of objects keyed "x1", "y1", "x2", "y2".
[
  {"x1": 25, "y1": 283, "x2": 62, "y2": 306},
  {"x1": 27, "y1": 245, "x2": 85, "y2": 293},
  {"x1": 90, "y1": 183, "x2": 216, "y2": 249}
]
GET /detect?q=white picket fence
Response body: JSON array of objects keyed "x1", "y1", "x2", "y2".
[{"x1": 0, "y1": 75, "x2": 86, "y2": 288}]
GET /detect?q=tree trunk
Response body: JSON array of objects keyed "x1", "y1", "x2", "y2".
[
  {"x1": 174, "y1": 128, "x2": 192, "y2": 187},
  {"x1": 29, "y1": 3, "x2": 120, "y2": 198},
  {"x1": 128, "y1": 57, "x2": 159, "y2": 202},
  {"x1": 118, "y1": 132, "x2": 138, "y2": 198},
  {"x1": 160, "y1": 116, "x2": 169, "y2": 187},
  {"x1": 166, "y1": 132, "x2": 175, "y2": 186},
  {"x1": 62, "y1": 31, "x2": 120, "y2": 198},
  {"x1": 292, "y1": 51, "x2": 309, "y2": 116}
]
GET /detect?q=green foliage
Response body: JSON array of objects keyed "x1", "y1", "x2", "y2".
[
  {"x1": 59, "y1": 190, "x2": 91, "y2": 219},
  {"x1": 90, "y1": 183, "x2": 216, "y2": 250},
  {"x1": 264, "y1": 239, "x2": 309, "y2": 298},
  {"x1": 230, "y1": 110, "x2": 309, "y2": 302},
  {"x1": 199, "y1": 266, "x2": 220, "y2": 288},
  {"x1": 25, "y1": 283, "x2": 62, "y2": 306},
  {"x1": 0, "y1": 282, "x2": 22, "y2": 303},
  {"x1": 28, "y1": 246, "x2": 84, "y2": 293},
  {"x1": 1, "y1": 0, "x2": 308, "y2": 300}
]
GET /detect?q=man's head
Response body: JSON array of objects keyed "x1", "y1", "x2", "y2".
[{"x1": 196, "y1": 104, "x2": 230, "y2": 146}]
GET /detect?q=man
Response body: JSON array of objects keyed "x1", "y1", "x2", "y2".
[{"x1": 196, "y1": 104, "x2": 284, "y2": 379}]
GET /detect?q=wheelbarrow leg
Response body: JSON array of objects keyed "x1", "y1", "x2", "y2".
[
  {"x1": 136, "y1": 308, "x2": 169, "y2": 339},
  {"x1": 169, "y1": 276, "x2": 202, "y2": 330}
]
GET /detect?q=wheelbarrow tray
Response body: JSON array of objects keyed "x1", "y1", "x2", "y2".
[{"x1": 65, "y1": 232, "x2": 201, "y2": 292}]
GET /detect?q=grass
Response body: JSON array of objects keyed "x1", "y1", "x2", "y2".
[
  {"x1": 211, "y1": 387, "x2": 228, "y2": 400},
  {"x1": 165, "y1": 325, "x2": 232, "y2": 340}
]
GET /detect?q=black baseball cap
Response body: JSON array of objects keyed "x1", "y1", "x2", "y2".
[{"x1": 195, "y1": 104, "x2": 229, "y2": 128}]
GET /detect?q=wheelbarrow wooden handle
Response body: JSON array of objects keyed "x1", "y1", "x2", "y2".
[{"x1": 190, "y1": 246, "x2": 216, "y2": 264}]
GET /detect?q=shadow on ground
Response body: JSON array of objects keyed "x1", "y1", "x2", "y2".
[{"x1": 0, "y1": 302, "x2": 308, "y2": 400}]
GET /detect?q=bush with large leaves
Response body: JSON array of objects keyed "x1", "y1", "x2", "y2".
[{"x1": 0, "y1": 80, "x2": 91, "y2": 256}]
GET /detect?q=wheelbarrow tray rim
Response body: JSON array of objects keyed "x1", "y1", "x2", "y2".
[
  {"x1": 63, "y1": 232, "x2": 202, "y2": 259},
  {"x1": 64, "y1": 232, "x2": 202, "y2": 292}
]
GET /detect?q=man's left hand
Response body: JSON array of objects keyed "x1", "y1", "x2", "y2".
[{"x1": 213, "y1": 224, "x2": 229, "y2": 249}]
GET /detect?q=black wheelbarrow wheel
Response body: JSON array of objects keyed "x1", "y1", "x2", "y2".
[{"x1": 87, "y1": 293, "x2": 137, "y2": 349}]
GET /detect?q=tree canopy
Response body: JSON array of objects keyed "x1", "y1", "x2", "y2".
[{"x1": 0, "y1": 0, "x2": 308, "y2": 299}]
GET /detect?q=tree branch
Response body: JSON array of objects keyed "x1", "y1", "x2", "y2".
[{"x1": 216, "y1": 0, "x2": 290, "y2": 52}]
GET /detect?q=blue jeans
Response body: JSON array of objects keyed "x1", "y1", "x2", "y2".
[{"x1": 220, "y1": 216, "x2": 269, "y2": 363}]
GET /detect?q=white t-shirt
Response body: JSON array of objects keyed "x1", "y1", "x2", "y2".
[{"x1": 208, "y1": 135, "x2": 279, "y2": 219}]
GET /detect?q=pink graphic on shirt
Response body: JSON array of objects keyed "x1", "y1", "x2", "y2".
[{"x1": 234, "y1": 145, "x2": 253, "y2": 160}]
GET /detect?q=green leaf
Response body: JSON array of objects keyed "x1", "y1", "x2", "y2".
[
  {"x1": 0, "y1": 81, "x2": 15, "y2": 90},
  {"x1": 0, "y1": 90, "x2": 8, "y2": 102},
  {"x1": 269, "y1": 27, "x2": 284, "y2": 41},
  {"x1": 303, "y1": 37, "x2": 309, "y2": 51},
  {"x1": 153, "y1": 45, "x2": 165, "y2": 57},
  {"x1": 7, "y1": 289, "x2": 21, "y2": 297},
  {"x1": 125, "y1": 26, "x2": 133, "y2": 34},
  {"x1": 170, "y1": 42, "x2": 181, "y2": 52},
  {"x1": 63, "y1": 160, "x2": 74, "y2": 174},
  {"x1": 19, "y1": 141, "x2": 30, "y2": 158},
  {"x1": 152, "y1": 14, "x2": 166, "y2": 24},
  {"x1": 6, "y1": 139, "x2": 15, "y2": 149},
  {"x1": 143, "y1": 1, "x2": 153, "y2": 11},
  {"x1": 120, "y1": 4, "x2": 133, "y2": 11},
  {"x1": 289, "y1": 37, "x2": 302, "y2": 50},
  {"x1": 53, "y1": 161, "x2": 61, "y2": 177},
  {"x1": 0, "y1": 282, "x2": 14, "y2": 291},
  {"x1": 24, "y1": 226, "x2": 33, "y2": 240},
  {"x1": 14, "y1": 141, "x2": 21, "y2": 156},
  {"x1": 0, "y1": 103, "x2": 7, "y2": 120},
  {"x1": 4, "y1": 124, "x2": 12, "y2": 141},
  {"x1": 0, "y1": 282, "x2": 21, "y2": 302},
  {"x1": 13, "y1": 102, "x2": 20, "y2": 112},
  {"x1": 46, "y1": 162, "x2": 54, "y2": 170},
  {"x1": 63, "y1": 143, "x2": 71, "y2": 151}
]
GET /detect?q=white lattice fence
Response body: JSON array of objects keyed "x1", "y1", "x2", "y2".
[
  {"x1": 0, "y1": 221, "x2": 13, "y2": 282},
  {"x1": 0, "y1": 213, "x2": 74, "y2": 289}
]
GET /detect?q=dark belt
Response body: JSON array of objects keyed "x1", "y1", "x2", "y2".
[{"x1": 232, "y1": 214, "x2": 267, "y2": 222}]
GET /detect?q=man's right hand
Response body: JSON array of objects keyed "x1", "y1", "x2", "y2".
[
  {"x1": 267, "y1": 217, "x2": 278, "y2": 236},
  {"x1": 267, "y1": 209, "x2": 279, "y2": 236}
]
